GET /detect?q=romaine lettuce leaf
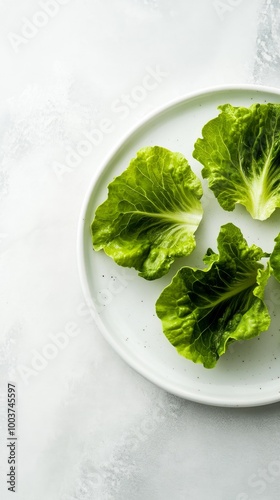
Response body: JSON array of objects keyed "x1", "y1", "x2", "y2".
[
  {"x1": 270, "y1": 233, "x2": 280, "y2": 282},
  {"x1": 156, "y1": 223, "x2": 271, "y2": 368},
  {"x1": 193, "y1": 103, "x2": 280, "y2": 221},
  {"x1": 91, "y1": 146, "x2": 203, "y2": 280}
]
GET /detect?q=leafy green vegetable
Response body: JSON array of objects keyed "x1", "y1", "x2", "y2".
[
  {"x1": 269, "y1": 233, "x2": 280, "y2": 282},
  {"x1": 91, "y1": 146, "x2": 203, "y2": 280},
  {"x1": 193, "y1": 103, "x2": 280, "y2": 221},
  {"x1": 156, "y1": 223, "x2": 271, "y2": 368}
]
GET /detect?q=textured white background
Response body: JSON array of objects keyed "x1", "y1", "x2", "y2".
[{"x1": 1, "y1": 0, "x2": 280, "y2": 499}]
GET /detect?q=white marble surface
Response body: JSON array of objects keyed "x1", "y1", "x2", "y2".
[{"x1": 1, "y1": 0, "x2": 280, "y2": 499}]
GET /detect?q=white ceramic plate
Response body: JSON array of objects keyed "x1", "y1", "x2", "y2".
[{"x1": 77, "y1": 85, "x2": 280, "y2": 407}]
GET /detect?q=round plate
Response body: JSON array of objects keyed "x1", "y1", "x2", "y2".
[{"x1": 77, "y1": 85, "x2": 280, "y2": 407}]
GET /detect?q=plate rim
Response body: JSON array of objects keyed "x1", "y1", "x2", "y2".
[{"x1": 77, "y1": 83, "x2": 280, "y2": 408}]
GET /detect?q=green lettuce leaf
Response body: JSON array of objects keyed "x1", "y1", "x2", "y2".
[
  {"x1": 193, "y1": 103, "x2": 280, "y2": 221},
  {"x1": 91, "y1": 146, "x2": 203, "y2": 280},
  {"x1": 156, "y1": 223, "x2": 271, "y2": 368},
  {"x1": 270, "y1": 233, "x2": 280, "y2": 282}
]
